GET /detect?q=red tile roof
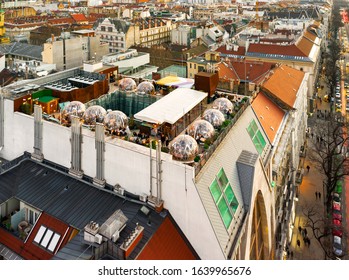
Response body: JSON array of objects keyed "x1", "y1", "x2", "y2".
[
  {"x1": 71, "y1": 13, "x2": 88, "y2": 23},
  {"x1": 216, "y1": 45, "x2": 246, "y2": 56},
  {"x1": 261, "y1": 64, "x2": 305, "y2": 109},
  {"x1": 217, "y1": 61, "x2": 238, "y2": 80},
  {"x1": 48, "y1": 18, "x2": 75, "y2": 25},
  {"x1": 295, "y1": 36, "x2": 314, "y2": 56},
  {"x1": 0, "y1": 212, "x2": 72, "y2": 260},
  {"x1": 247, "y1": 43, "x2": 307, "y2": 57},
  {"x1": 136, "y1": 216, "x2": 198, "y2": 260},
  {"x1": 231, "y1": 60, "x2": 274, "y2": 83},
  {"x1": 251, "y1": 92, "x2": 286, "y2": 143}
]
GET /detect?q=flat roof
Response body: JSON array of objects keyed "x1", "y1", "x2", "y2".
[{"x1": 134, "y1": 88, "x2": 207, "y2": 125}]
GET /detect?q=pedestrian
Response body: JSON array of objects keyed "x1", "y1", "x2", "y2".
[
  {"x1": 315, "y1": 191, "x2": 318, "y2": 199},
  {"x1": 308, "y1": 238, "x2": 311, "y2": 247},
  {"x1": 306, "y1": 165, "x2": 310, "y2": 173},
  {"x1": 298, "y1": 226, "x2": 302, "y2": 233},
  {"x1": 311, "y1": 132, "x2": 314, "y2": 138},
  {"x1": 304, "y1": 228, "x2": 307, "y2": 236},
  {"x1": 318, "y1": 192, "x2": 321, "y2": 200},
  {"x1": 297, "y1": 239, "x2": 300, "y2": 248}
]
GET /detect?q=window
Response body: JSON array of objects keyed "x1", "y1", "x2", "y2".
[
  {"x1": 101, "y1": 26, "x2": 106, "y2": 32},
  {"x1": 33, "y1": 225, "x2": 61, "y2": 253},
  {"x1": 247, "y1": 119, "x2": 266, "y2": 155},
  {"x1": 28, "y1": 208, "x2": 39, "y2": 225},
  {"x1": 209, "y1": 168, "x2": 239, "y2": 229}
]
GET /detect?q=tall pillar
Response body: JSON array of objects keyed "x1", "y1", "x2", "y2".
[
  {"x1": 31, "y1": 105, "x2": 44, "y2": 162},
  {"x1": 93, "y1": 123, "x2": 106, "y2": 187},
  {"x1": 69, "y1": 116, "x2": 83, "y2": 178}
]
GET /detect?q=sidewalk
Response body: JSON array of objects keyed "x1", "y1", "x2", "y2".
[{"x1": 287, "y1": 74, "x2": 330, "y2": 260}]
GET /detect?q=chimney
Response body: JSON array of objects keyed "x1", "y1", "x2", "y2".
[
  {"x1": 51, "y1": 34, "x2": 55, "y2": 42},
  {"x1": 120, "y1": 224, "x2": 144, "y2": 259}
]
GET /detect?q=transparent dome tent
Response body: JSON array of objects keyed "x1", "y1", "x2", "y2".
[
  {"x1": 213, "y1": 97, "x2": 233, "y2": 114},
  {"x1": 61, "y1": 101, "x2": 86, "y2": 123},
  {"x1": 137, "y1": 81, "x2": 155, "y2": 95},
  {"x1": 202, "y1": 109, "x2": 225, "y2": 128},
  {"x1": 83, "y1": 105, "x2": 107, "y2": 125},
  {"x1": 169, "y1": 135, "x2": 198, "y2": 162},
  {"x1": 118, "y1": 78, "x2": 137, "y2": 92},
  {"x1": 188, "y1": 120, "x2": 215, "y2": 140},
  {"x1": 103, "y1": 110, "x2": 128, "y2": 131}
]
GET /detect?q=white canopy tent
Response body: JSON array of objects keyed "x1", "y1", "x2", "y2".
[{"x1": 134, "y1": 88, "x2": 208, "y2": 125}]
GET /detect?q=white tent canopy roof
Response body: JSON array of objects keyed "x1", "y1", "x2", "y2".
[{"x1": 134, "y1": 88, "x2": 208, "y2": 125}]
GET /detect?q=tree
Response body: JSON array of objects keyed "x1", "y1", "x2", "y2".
[
  {"x1": 308, "y1": 113, "x2": 349, "y2": 214},
  {"x1": 302, "y1": 203, "x2": 346, "y2": 259}
]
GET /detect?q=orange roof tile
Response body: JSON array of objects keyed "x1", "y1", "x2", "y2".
[
  {"x1": 230, "y1": 60, "x2": 274, "y2": 83},
  {"x1": 71, "y1": 13, "x2": 88, "y2": 22},
  {"x1": 217, "y1": 62, "x2": 238, "y2": 80},
  {"x1": 303, "y1": 30, "x2": 317, "y2": 42},
  {"x1": 251, "y1": 92, "x2": 285, "y2": 143},
  {"x1": 261, "y1": 65, "x2": 305, "y2": 109},
  {"x1": 136, "y1": 216, "x2": 198, "y2": 260},
  {"x1": 295, "y1": 36, "x2": 314, "y2": 56}
]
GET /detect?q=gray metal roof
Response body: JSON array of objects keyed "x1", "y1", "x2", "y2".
[
  {"x1": 246, "y1": 52, "x2": 312, "y2": 62},
  {"x1": 0, "y1": 243, "x2": 23, "y2": 260},
  {"x1": 0, "y1": 43, "x2": 43, "y2": 60},
  {"x1": 236, "y1": 150, "x2": 258, "y2": 210},
  {"x1": 0, "y1": 158, "x2": 171, "y2": 259},
  {"x1": 0, "y1": 154, "x2": 200, "y2": 260}
]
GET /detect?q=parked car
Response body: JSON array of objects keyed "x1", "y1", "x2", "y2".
[
  {"x1": 333, "y1": 210, "x2": 342, "y2": 221},
  {"x1": 333, "y1": 201, "x2": 341, "y2": 211},
  {"x1": 333, "y1": 193, "x2": 341, "y2": 203},
  {"x1": 333, "y1": 228, "x2": 343, "y2": 237},
  {"x1": 333, "y1": 219, "x2": 342, "y2": 227},
  {"x1": 333, "y1": 236, "x2": 343, "y2": 257}
]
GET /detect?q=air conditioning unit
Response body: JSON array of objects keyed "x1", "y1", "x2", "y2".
[
  {"x1": 112, "y1": 231, "x2": 120, "y2": 242},
  {"x1": 95, "y1": 234, "x2": 103, "y2": 244},
  {"x1": 114, "y1": 184, "x2": 125, "y2": 195},
  {"x1": 139, "y1": 193, "x2": 148, "y2": 202}
]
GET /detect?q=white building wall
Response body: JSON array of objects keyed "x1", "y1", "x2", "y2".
[{"x1": 0, "y1": 55, "x2": 5, "y2": 72}]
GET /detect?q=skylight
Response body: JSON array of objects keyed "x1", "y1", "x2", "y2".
[{"x1": 33, "y1": 225, "x2": 62, "y2": 253}]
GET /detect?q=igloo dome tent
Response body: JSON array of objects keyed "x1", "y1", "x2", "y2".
[
  {"x1": 137, "y1": 81, "x2": 155, "y2": 95},
  {"x1": 62, "y1": 101, "x2": 86, "y2": 123},
  {"x1": 118, "y1": 78, "x2": 137, "y2": 92},
  {"x1": 188, "y1": 119, "x2": 215, "y2": 140},
  {"x1": 103, "y1": 110, "x2": 128, "y2": 131},
  {"x1": 202, "y1": 108, "x2": 225, "y2": 128},
  {"x1": 169, "y1": 135, "x2": 198, "y2": 161},
  {"x1": 213, "y1": 97, "x2": 233, "y2": 114},
  {"x1": 82, "y1": 105, "x2": 107, "y2": 125}
]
